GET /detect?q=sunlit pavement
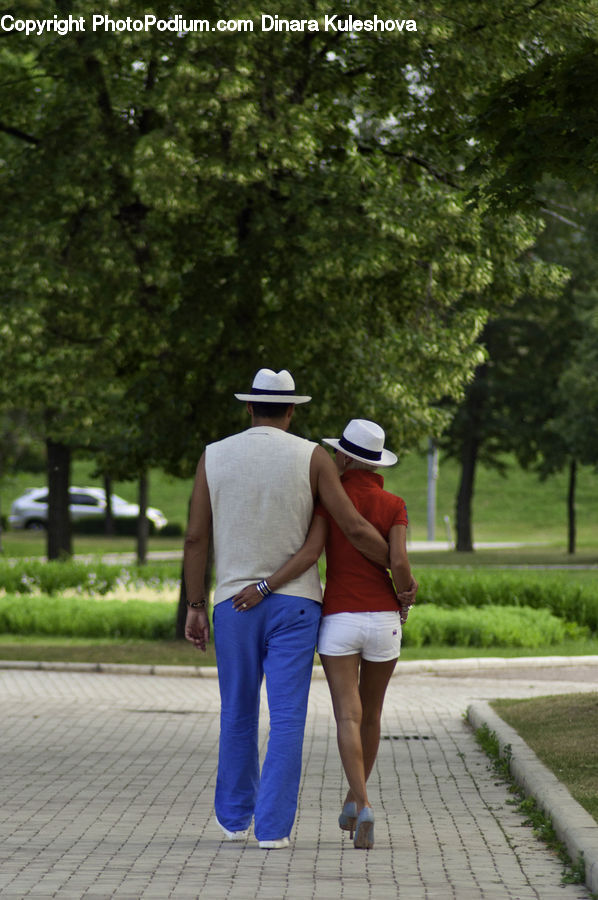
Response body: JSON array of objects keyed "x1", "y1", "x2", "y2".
[{"x1": 1, "y1": 658, "x2": 597, "y2": 899}]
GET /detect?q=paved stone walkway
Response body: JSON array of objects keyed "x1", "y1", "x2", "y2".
[{"x1": 0, "y1": 663, "x2": 596, "y2": 899}]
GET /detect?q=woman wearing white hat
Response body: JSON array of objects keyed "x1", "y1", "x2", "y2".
[{"x1": 233, "y1": 418, "x2": 416, "y2": 850}]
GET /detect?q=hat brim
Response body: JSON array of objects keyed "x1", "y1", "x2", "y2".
[
  {"x1": 235, "y1": 393, "x2": 311, "y2": 404},
  {"x1": 322, "y1": 438, "x2": 397, "y2": 467}
]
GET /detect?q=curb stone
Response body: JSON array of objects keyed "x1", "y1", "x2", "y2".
[
  {"x1": 467, "y1": 699, "x2": 598, "y2": 896},
  {"x1": 1, "y1": 653, "x2": 598, "y2": 678}
]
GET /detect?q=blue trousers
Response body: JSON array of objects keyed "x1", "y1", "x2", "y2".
[{"x1": 213, "y1": 594, "x2": 321, "y2": 841}]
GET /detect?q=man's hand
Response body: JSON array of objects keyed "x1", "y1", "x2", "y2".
[
  {"x1": 397, "y1": 576, "x2": 418, "y2": 625},
  {"x1": 232, "y1": 584, "x2": 264, "y2": 612},
  {"x1": 185, "y1": 607, "x2": 210, "y2": 652},
  {"x1": 397, "y1": 576, "x2": 418, "y2": 607}
]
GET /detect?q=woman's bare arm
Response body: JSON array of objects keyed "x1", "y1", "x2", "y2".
[{"x1": 232, "y1": 514, "x2": 328, "y2": 611}]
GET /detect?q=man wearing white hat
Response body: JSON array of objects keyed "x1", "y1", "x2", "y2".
[{"x1": 184, "y1": 369, "x2": 392, "y2": 850}]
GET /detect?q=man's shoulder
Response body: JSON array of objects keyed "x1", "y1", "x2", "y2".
[
  {"x1": 206, "y1": 429, "x2": 248, "y2": 451},
  {"x1": 207, "y1": 428, "x2": 317, "y2": 455},
  {"x1": 282, "y1": 430, "x2": 318, "y2": 447}
]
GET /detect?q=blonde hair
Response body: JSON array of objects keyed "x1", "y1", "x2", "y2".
[{"x1": 345, "y1": 458, "x2": 378, "y2": 472}]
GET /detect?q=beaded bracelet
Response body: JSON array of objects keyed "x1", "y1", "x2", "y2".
[{"x1": 256, "y1": 579, "x2": 272, "y2": 598}]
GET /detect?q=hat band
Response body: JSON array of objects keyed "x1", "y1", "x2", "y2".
[
  {"x1": 339, "y1": 436, "x2": 381, "y2": 461},
  {"x1": 250, "y1": 387, "x2": 295, "y2": 396}
]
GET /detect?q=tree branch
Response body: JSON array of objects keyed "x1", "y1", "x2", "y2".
[
  {"x1": 539, "y1": 206, "x2": 585, "y2": 230},
  {"x1": 0, "y1": 121, "x2": 40, "y2": 145},
  {"x1": 440, "y1": 0, "x2": 549, "y2": 34},
  {"x1": 45, "y1": 323, "x2": 104, "y2": 346},
  {"x1": 400, "y1": 152, "x2": 462, "y2": 188},
  {"x1": 371, "y1": 146, "x2": 462, "y2": 188}
]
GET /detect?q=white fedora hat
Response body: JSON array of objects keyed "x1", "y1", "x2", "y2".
[
  {"x1": 234, "y1": 368, "x2": 311, "y2": 404},
  {"x1": 323, "y1": 419, "x2": 397, "y2": 467}
]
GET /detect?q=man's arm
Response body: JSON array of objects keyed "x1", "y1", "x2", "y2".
[
  {"x1": 389, "y1": 524, "x2": 418, "y2": 622},
  {"x1": 310, "y1": 446, "x2": 389, "y2": 566},
  {"x1": 389, "y1": 524, "x2": 412, "y2": 592},
  {"x1": 183, "y1": 454, "x2": 211, "y2": 651}
]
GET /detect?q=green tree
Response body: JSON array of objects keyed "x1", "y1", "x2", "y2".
[
  {"x1": 0, "y1": 409, "x2": 45, "y2": 551},
  {"x1": 0, "y1": 0, "x2": 579, "y2": 559},
  {"x1": 440, "y1": 183, "x2": 598, "y2": 553},
  {"x1": 470, "y1": 34, "x2": 598, "y2": 210},
  {"x1": 439, "y1": 267, "x2": 571, "y2": 551}
]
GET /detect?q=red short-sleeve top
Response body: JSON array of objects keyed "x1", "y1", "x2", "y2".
[{"x1": 315, "y1": 468, "x2": 408, "y2": 616}]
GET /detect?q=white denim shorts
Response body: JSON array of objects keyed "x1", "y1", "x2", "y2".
[{"x1": 317, "y1": 611, "x2": 402, "y2": 662}]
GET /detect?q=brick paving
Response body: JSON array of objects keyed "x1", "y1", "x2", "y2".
[{"x1": 0, "y1": 663, "x2": 596, "y2": 899}]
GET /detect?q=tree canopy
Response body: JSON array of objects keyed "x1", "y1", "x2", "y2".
[
  {"x1": 0, "y1": 0, "x2": 583, "y2": 493},
  {"x1": 469, "y1": 18, "x2": 598, "y2": 208}
]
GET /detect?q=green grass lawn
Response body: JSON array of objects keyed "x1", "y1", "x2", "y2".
[
  {"x1": 0, "y1": 635, "x2": 215, "y2": 666},
  {"x1": 1, "y1": 635, "x2": 596, "y2": 667},
  {"x1": 492, "y1": 694, "x2": 598, "y2": 825},
  {"x1": 383, "y1": 450, "x2": 598, "y2": 549},
  {"x1": 2, "y1": 449, "x2": 597, "y2": 557},
  {"x1": 0, "y1": 530, "x2": 185, "y2": 559}
]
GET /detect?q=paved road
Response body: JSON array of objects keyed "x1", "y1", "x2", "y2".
[
  {"x1": 69, "y1": 542, "x2": 543, "y2": 565},
  {"x1": 0, "y1": 661, "x2": 596, "y2": 900}
]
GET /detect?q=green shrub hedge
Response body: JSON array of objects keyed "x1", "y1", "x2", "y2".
[
  {"x1": 0, "y1": 595, "x2": 175, "y2": 640},
  {"x1": 0, "y1": 562, "x2": 596, "y2": 646},
  {"x1": 402, "y1": 604, "x2": 588, "y2": 648},
  {"x1": 415, "y1": 570, "x2": 598, "y2": 632},
  {"x1": 0, "y1": 593, "x2": 587, "y2": 646},
  {"x1": 0, "y1": 560, "x2": 180, "y2": 595}
]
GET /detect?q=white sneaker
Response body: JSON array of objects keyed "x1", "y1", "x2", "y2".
[
  {"x1": 216, "y1": 815, "x2": 249, "y2": 841},
  {"x1": 258, "y1": 837, "x2": 290, "y2": 849}
]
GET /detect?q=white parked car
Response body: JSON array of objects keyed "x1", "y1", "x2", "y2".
[{"x1": 9, "y1": 486, "x2": 168, "y2": 532}]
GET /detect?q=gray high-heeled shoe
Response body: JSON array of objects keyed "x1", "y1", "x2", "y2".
[
  {"x1": 338, "y1": 801, "x2": 358, "y2": 838},
  {"x1": 353, "y1": 806, "x2": 374, "y2": 849}
]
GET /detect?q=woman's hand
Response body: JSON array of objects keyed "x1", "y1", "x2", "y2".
[
  {"x1": 398, "y1": 604, "x2": 411, "y2": 626},
  {"x1": 232, "y1": 583, "x2": 264, "y2": 612}
]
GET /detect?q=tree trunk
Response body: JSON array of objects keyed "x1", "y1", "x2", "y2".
[
  {"x1": 103, "y1": 474, "x2": 115, "y2": 536},
  {"x1": 567, "y1": 458, "x2": 577, "y2": 555},
  {"x1": 137, "y1": 471, "x2": 149, "y2": 565},
  {"x1": 46, "y1": 439, "x2": 72, "y2": 560},
  {"x1": 455, "y1": 433, "x2": 478, "y2": 552}
]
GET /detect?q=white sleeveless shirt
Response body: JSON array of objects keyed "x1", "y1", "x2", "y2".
[{"x1": 205, "y1": 426, "x2": 323, "y2": 606}]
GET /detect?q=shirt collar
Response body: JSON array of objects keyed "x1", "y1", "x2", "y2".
[{"x1": 340, "y1": 468, "x2": 384, "y2": 489}]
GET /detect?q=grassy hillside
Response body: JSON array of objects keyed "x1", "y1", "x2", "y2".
[
  {"x1": 383, "y1": 451, "x2": 598, "y2": 550},
  {"x1": 1, "y1": 449, "x2": 597, "y2": 556}
]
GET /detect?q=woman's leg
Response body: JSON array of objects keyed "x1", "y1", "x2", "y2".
[
  {"x1": 320, "y1": 653, "x2": 370, "y2": 813},
  {"x1": 358, "y1": 657, "x2": 398, "y2": 783}
]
